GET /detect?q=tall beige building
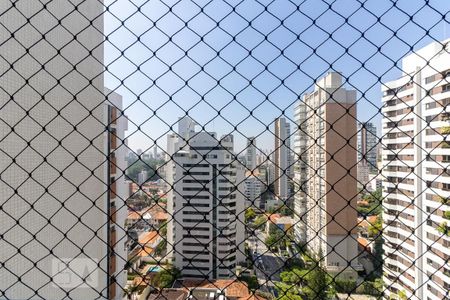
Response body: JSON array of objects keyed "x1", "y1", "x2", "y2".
[
  {"x1": 382, "y1": 39, "x2": 450, "y2": 300},
  {"x1": 302, "y1": 72, "x2": 360, "y2": 278},
  {"x1": 0, "y1": 2, "x2": 127, "y2": 299}
]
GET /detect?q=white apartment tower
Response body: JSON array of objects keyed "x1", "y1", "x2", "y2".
[
  {"x1": 165, "y1": 117, "x2": 197, "y2": 260},
  {"x1": 293, "y1": 102, "x2": 307, "y2": 242},
  {"x1": 302, "y1": 72, "x2": 361, "y2": 278},
  {"x1": 167, "y1": 118, "x2": 245, "y2": 279},
  {"x1": 244, "y1": 173, "x2": 263, "y2": 209},
  {"x1": 0, "y1": 2, "x2": 128, "y2": 299},
  {"x1": 165, "y1": 133, "x2": 178, "y2": 260},
  {"x1": 245, "y1": 137, "x2": 257, "y2": 171},
  {"x1": 382, "y1": 40, "x2": 450, "y2": 300},
  {"x1": 274, "y1": 118, "x2": 292, "y2": 200}
]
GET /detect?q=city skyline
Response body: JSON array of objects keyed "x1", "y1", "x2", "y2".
[{"x1": 104, "y1": 0, "x2": 450, "y2": 153}]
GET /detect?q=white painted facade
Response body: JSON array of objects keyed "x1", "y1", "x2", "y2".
[
  {"x1": 382, "y1": 39, "x2": 450, "y2": 300},
  {"x1": 243, "y1": 174, "x2": 262, "y2": 209},
  {"x1": 274, "y1": 118, "x2": 291, "y2": 200},
  {"x1": 167, "y1": 118, "x2": 245, "y2": 279},
  {"x1": 245, "y1": 137, "x2": 257, "y2": 171},
  {"x1": 293, "y1": 101, "x2": 307, "y2": 243},
  {"x1": 0, "y1": 1, "x2": 122, "y2": 298}
]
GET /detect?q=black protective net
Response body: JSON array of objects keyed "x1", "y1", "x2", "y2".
[{"x1": 1, "y1": 0, "x2": 450, "y2": 299}]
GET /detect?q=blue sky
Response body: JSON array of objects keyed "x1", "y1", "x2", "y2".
[{"x1": 103, "y1": 0, "x2": 450, "y2": 154}]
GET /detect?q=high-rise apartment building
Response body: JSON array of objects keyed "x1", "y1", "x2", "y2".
[
  {"x1": 0, "y1": 2, "x2": 129, "y2": 298},
  {"x1": 165, "y1": 117, "x2": 197, "y2": 260},
  {"x1": 245, "y1": 137, "x2": 257, "y2": 171},
  {"x1": 357, "y1": 122, "x2": 378, "y2": 170},
  {"x1": 267, "y1": 160, "x2": 275, "y2": 187},
  {"x1": 293, "y1": 102, "x2": 307, "y2": 243},
  {"x1": 244, "y1": 172, "x2": 263, "y2": 209},
  {"x1": 357, "y1": 122, "x2": 378, "y2": 188},
  {"x1": 167, "y1": 118, "x2": 245, "y2": 279},
  {"x1": 302, "y1": 72, "x2": 360, "y2": 278},
  {"x1": 105, "y1": 90, "x2": 129, "y2": 300},
  {"x1": 165, "y1": 133, "x2": 178, "y2": 260},
  {"x1": 274, "y1": 118, "x2": 292, "y2": 200},
  {"x1": 382, "y1": 40, "x2": 450, "y2": 300}
]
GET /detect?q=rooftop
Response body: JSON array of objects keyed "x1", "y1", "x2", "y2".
[
  {"x1": 179, "y1": 279, "x2": 266, "y2": 300},
  {"x1": 148, "y1": 289, "x2": 188, "y2": 300},
  {"x1": 137, "y1": 231, "x2": 160, "y2": 257}
]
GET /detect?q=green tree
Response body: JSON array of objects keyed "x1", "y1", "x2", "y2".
[
  {"x1": 303, "y1": 264, "x2": 333, "y2": 300},
  {"x1": 245, "y1": 207, "x2": 256, "y2": 223},
  {"x1": 126, "y1": 157, "x2": 162, "y2": 183},
  {"x1": 368, "y1": 216, "x2": 382, "y2": 237},
  {"x1": 265, "y1": 234, "x2": 279, "y2": 249},
  {"x1": 265, "y1": 228, "x2": 285, "y2": 250},
  {"x1": 279, "y1": 204, "x2": 294, "y2": 217},
  {"x1": 372, "y1": 236, "x2": 384, "y2": 276},
  {"x1": 356, "y1": 278, "x2": 383, "y2": 296},
  {"x1": 238, "y1": 275, "x2": 259, "y2": 291},
  {"x1": 398, "y1": 290, "x2": 407, "y2": 300},
  {"x1": 335, "y1": 278, "x2": 357, "y2": 293},
  {"x1": 280, "y1": 268, "x2": 309, "y2": 285},
  {"x1": 305, "y1": 267, "x2": 328, "y2": 299},
  {"x1": 275, "y1": 282, "x2": 303, "y2": 300},
  {"x1": 154, "y1": 239, "x2": 166, "y2": 256},
  {"x1": 269, "y1": 223, "x2": 282, "y2": 235},
  {"x1": 437, "y1": 222, "x2": 449, "y2": 236},
  {"x1": 150, "y1": 267, "x2": 180, "y2": 289},
  {"x1": 253, "y1": 215, "x2": 267, "y2": 229},
  {"x1": 159, "y1": 222, "x2": 167, "y2": 236},
  {"x1": 358, "y1": 188, "x2": 383, "y2": 216}
]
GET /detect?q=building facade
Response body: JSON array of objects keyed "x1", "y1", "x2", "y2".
[
  {"x1": 0, "y1": 2, "x2": 129, "y2": 299},
  {"x1": 168, "y1": 118, "x2": 245, "y2": 279},
  {"x1": 105, "y1": 90, "x2": 129, "y2": 300},
  {"x1": 243, "y1": 172, "x2": 263, "y2": 209},
  {"x1": 357, "y1": 122, "x2": 378, "y2": 171},
  {"x1": 165, "y1": 117, "x2": 196, "y2": 261},
  {"x1": 245, "y1": 137, "x2": 257, "y2": 171},
  {"x1": 302, "y1": 72, "x2": 360, "y2": 278},
  {"x1": 382, "y1": 40, "x2": 450, "y2": 300},
  {"x1": 274, "y1": 118, "x2": 292, "y2": 200},
  {"x1": 293, "y1": 102, "x2": 307, "y2": 243}
]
